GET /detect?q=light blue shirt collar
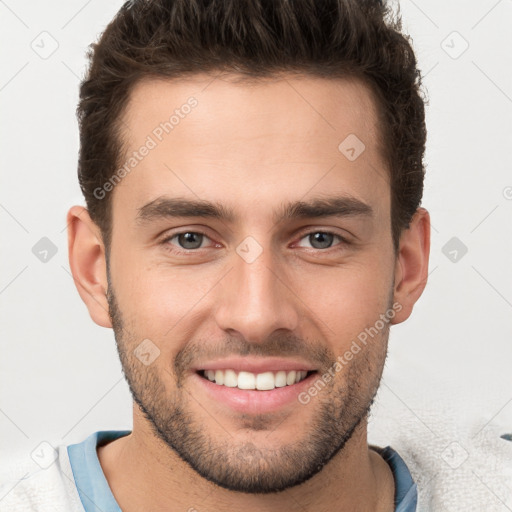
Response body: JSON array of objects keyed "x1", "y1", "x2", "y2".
[{"x1": 68, "y1": 430, "x2": 417, "y2": 511}]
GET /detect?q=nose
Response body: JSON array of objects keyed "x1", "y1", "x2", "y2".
[{"x1": 213, "y1": 240, "x2": 300, "y2": 343}]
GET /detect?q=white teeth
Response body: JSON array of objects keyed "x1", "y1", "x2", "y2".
[
  {"x1": 202, "y1": 369, "x2": 310, "y2": 390},
  {"x1": 237, "y1": 371, "x2": 256, "y2": 390},
  {"x1": 286, "y1": 370, "x2": 296, "y2": 385},
  {"x1": 256, "y1": 372, "x2": 275, "y2": 390},
  {"x1": 214, "y1": 370, "x2": 224, "y2": 385},
  {"x1": 223, "y1": 369, "x2": 238, "y2": 387},
  {"x1": 275, "y1": 370, "x2": 287, "y2": 387}
]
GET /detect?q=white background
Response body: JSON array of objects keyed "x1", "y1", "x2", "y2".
[{"x1": 1, "y1": 0, "x2": 511, "y2": 488}]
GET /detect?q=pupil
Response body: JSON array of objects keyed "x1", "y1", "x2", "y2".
[
  {"x1": 179, "y1": 232, "x2": 202, "y2": 249},
  {"x1": 310, "y1": 232, "x2": 333, "y2": 249}
]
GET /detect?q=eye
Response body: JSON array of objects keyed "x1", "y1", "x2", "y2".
[
  {"x1": 164, "y1": 231, "x2": 212, "y2": 250},
  {"x1": 296, "y1": 231, "x2": 345, "y2": 250}
]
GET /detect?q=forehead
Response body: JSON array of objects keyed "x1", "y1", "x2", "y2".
[
  {"x1": 113, "y1": 73, "x2": 388, "y2": 221},
  {"x1": 122, "y1": 73, "x2": 382, "y2": 153}
]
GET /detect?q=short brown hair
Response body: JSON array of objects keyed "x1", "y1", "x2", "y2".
[{"x1": 77, "y1": 0, "x2": 426, "y2": 251}]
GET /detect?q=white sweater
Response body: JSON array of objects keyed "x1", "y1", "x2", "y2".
[{"x1": 1, "y1": 424, "x2": 510, "y2": 511}]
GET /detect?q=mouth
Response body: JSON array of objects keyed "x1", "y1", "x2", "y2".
[
  {"x1": 197, "y1": 369, "x2": 316, "y2": 391},
  {"x1": 192, "y1": 365, "x2": 319, "y2": 415},
  {"x1": 191, "y1": 357, "x2": 320, "y2": 414}
]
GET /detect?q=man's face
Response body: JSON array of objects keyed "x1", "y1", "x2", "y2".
[{"x1": 106, "y1": 74, "x2": 396, "y2": 493}]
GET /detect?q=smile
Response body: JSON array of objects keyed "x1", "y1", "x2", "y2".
[{"x1": 200, "y1": 369, "x2": 313, "y2": 390}]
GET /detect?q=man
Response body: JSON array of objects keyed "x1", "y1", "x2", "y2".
[{"x1": 1, "y1": 0, "x2": 431, "y2": 510}]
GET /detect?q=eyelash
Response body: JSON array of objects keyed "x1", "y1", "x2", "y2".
[
  {"x1": 160, "y1": 230, "x2": 349, "y2": 254},
  {"x1": 161, "y1": 230, "x2": 218, "y2": 253}
]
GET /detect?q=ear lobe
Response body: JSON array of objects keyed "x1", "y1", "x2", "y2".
[
  {"x1": 391, "y1": 207, "x2": 431, "y2": 325},
  {"x1": 67, "y1": 205, "x2": 112, "y2": 328}
]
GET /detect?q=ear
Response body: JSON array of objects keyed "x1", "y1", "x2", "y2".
[
  {"x1": 67, "y1": 205, "x2": 112, "y2": 328},
  {"x1": 391, "y1": 207, "x2": 430, "y2": 325}
]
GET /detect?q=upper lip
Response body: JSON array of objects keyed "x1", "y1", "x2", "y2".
[{"x1": 194, "y1": 357, "x2": 317, "y2": 374}]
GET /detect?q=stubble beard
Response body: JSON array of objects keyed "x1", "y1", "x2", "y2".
[{"x1": 106, "y1": 281, "x2": 390, "y2": 494}]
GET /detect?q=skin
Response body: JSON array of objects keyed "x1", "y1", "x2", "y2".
[{"x1": 67, "y1": 74, "x2": 430, "y2": 512}]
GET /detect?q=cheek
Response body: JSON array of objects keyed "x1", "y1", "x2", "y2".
[
  {"x1": 111, "y1": 251, "x2": 220, "y2": 338},
  {"x1": 291, "y1": 262, "x2": 393, "y2": 346}
]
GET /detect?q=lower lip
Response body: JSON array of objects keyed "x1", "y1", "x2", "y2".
[{"x1": 191, "y1": 372, "x2": 317, "y2": 414}]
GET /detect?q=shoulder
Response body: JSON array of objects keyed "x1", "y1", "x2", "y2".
[
  {"x1": 386, "y1": 423, "x2": 512, "y2": 512},
  {"x1": 0, "y1": 443, "x2": 84, "y2": 512}
]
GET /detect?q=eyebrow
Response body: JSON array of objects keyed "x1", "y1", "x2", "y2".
[{"x1": 136, "y1": 195, "x2": 373, "y2": 226}]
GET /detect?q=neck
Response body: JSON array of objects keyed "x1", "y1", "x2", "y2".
[{"x1": 97, "y1": 407, "x2": 395, "y2": 512}]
